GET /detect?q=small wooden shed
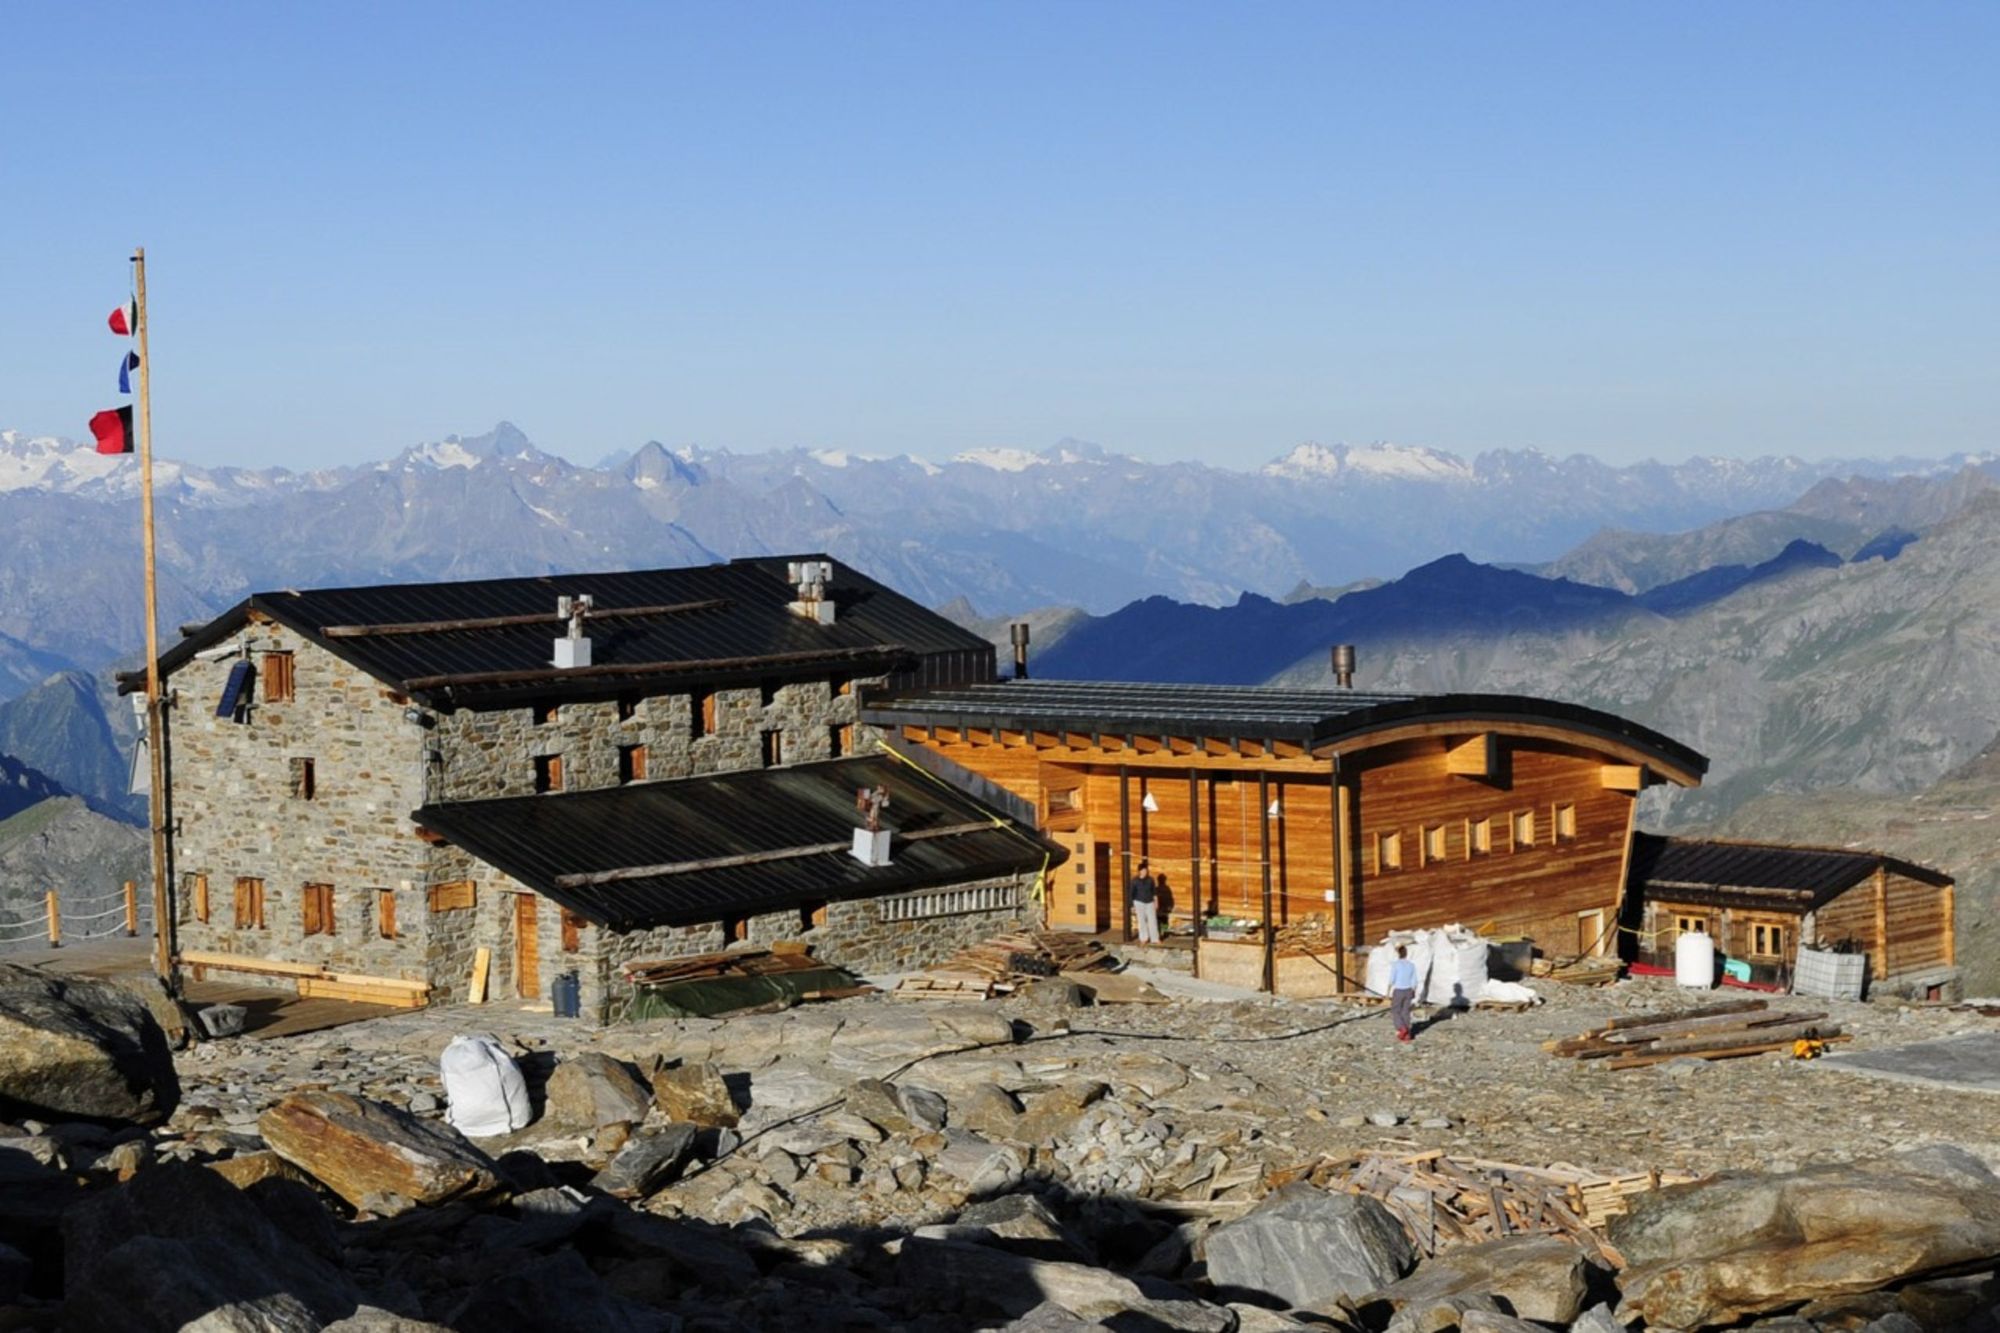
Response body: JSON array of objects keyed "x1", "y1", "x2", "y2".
[{"x1": 1626, "y1": 834, "x2": 1958, "y2": 999}]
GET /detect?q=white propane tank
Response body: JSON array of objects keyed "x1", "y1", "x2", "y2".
[{"x1": 1675, "y1": 929, "x2": 1716, "y2": 988}]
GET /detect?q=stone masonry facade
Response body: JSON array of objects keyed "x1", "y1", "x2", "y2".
[{"x1": 163, "y1": 626, "x2": 1016, "y2": 1021}]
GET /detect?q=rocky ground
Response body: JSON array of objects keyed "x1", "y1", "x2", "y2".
[{"x1": 5, "y1": 960, "x2": 2000, "y2": 1331}]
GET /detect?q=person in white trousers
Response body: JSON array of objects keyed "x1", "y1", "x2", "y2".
[{"x1": 1129, "y1": 860, "x2": 1161, "y2": 944}]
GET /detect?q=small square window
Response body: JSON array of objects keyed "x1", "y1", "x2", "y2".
[
  {"x1": 830, "y1": 723, "x2": 853, "y2": 758},
  {"x1": 799, "y1": 900, "x2": 828, "y2": 931},
  {"x1": 234, "y1": 877, "x2": 265, "y2": 929},
  {"x1": 1375, "y1": 831, "x2": 1402, "y2": 873},
  {"x1": 289, "y1": 757, "x2": 316, "y2": 801},
  {"x1": 692, "y1": 691, "x2": 716, "y2": 739},
  {"x1": 302, "y1": 882, "x2": 334, "y2": 936},
  {"x1": 1675, "y1": 914, "x2": 1708, "y2": 937},
  {"x1": 760, "y1": 680, "x2": 781, "y2": 708},
  {"x1": 533, "y1": 702, "x2": 559, "y2": 726},
  {"x1": 1421, "y1": 824, "x2": 1447, "y2": 865},
  {"x1": 1751, "y1": 923, "x2": 1788, "y2": 958},
  {"x1": 1467, "y1": 817, "x2": 1492, "y2": 857},
  {"x1": 1553, "y1": 803, "x2": 1577, "y2": 842},
  {"x1": 261, "y1": 652, "x2": 295, "y2": 703},
  {"x1": 616, "y1": 694, "x2": 639, "y2": 722},
  {"x1": 534, "y1": 754, "x2": 564, "y2": 793},
  {"x1": 376, "y1": 888, "x2": 398, "y2": 940},
  {"x1": 832, "y1": 675, "x2": 853, "y2": 698},
  {"x1": 723, "y1": 914, "x2": 749, "y2": 943},
  {"x1": 1511, "y1": 810, "x2": 1536, "y2": 849},
  {"x1": 619, "y1": 744, "x2": 648, "y2": 784},
  {"x1": 762, "y1": 729, "x2": 784, "y2": 767}
]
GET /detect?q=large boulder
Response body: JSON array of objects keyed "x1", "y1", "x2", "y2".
[
  {"x1": 1614, "y1": 1145, "x2": 2000, "y2": 1329},
  {"x1": 258, "y1": 1091, "x2": 503, "y2": 1212},
  {"x1": 61, "y1": 1161, "x2": 362, "y2": 1332},
  {"x1": 544, "y1": 1053, "x2": 652, "y2": 1132},
  {"x1": 649, "y1": 1060, "x2": 739, "y2": 1128},
  {"x1": 0, "y1": 962, "x2": 179, "y2": 1126},
  {"x1": 1203, "y1": 1183, "x2": 1415, "y2": 1309},
  {"x1": 1357, "y1": 1235, "x2": 1597, "y2": 1330},
  {"x1": 591, "y1": 1123, "x2": 698, "y2": 1199},
  {"x1": 898, "y1": 1235, "x2": 1235, "y2": 1331},
  {"x1": 443, "y1": 1249, "x2": 673, "y2": 1332}
]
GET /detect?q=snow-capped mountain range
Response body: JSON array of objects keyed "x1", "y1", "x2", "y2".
[{"x1": 0, "y1": 422, "x2": 1991, "y2": 699}]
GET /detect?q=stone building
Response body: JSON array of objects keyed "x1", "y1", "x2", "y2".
[{"x1": 136, "y1": 557, "x2": 1053, "y2": 1023}]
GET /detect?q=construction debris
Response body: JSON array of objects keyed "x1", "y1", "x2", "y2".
[
  {"x1": 1530, "y1": 954, "x2": 1623, "y2": 986},
  {"x1": 897, "y1": 930, "x2": 1117, "y2": 1001},
  {"x1": 620, "y1": 944, "x2": 825, "y2": 988},
  {"x1": 1543, "y1": 998, "x2": 1848, "y2": 1068},
  {"x1": 1280, "y1": 1150, "x2": 1700, "y2": 1260},
  {"x1": 1271, "y1": 913, "x2": 1339, "y2": 956}
]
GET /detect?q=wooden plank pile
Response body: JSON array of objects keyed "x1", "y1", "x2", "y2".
[
  {"x1": 1272, "y1": 913, "x2": 1339, "y2": 957},
  {"x1": 893, "y1": 930, "x2": 1116, "y2": 1002},
  {"x1": 1543, "y1": 998, "x2": 1847, "y2": 1069},
  {"x1": 1284, "y1": 1150, "x2": 1700, "y2": 1260},
  {"x1": 1531, "y1": 954, "x2": 1624, "y2": 986},
  {"x1": 620, "y1": 942, "x2": 826, "y2": 988}
]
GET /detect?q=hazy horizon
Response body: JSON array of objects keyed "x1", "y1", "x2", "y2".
[{"x1": 6, "y1": 3, "x2": 1995, "y2": 471}]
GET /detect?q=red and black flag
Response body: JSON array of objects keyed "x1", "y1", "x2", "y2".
[{"x1": 89, "y1": 406, "x2": 134, "y2": 455}]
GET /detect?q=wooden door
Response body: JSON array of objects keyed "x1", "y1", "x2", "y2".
[
  {"x1": 1577, "y1": 909, "x2": 1606, "y2": 958},
  {"x1": 1093, "y1": 842, "x2": 1114, "y2": 931},
  {"x1": 515, "y1": 895, "x2": 540, "y2": 999}
]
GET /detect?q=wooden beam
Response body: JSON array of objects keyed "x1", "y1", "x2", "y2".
[
  {"x1": 999, "y1": 729, "x2": 1028, "y2": 747},
  {"x1": 554, "y1": 820, "x2": 998, "y2": 887},
  {"x1": 1259, "y1": 771, "x2": 1274, "y2": 993},
  {"x1": 1130, "y1": 735, "x2": 1162, "y2": 754},
  {"x1": 902, "y1": 726, "x2": 930, "y2": 743},
  {"x1": 1444, "y1": 734, "x2": 1497, "y2": 778},
  {"x1": 1064, "y1": 731, "x2": 1093, "y2": 751},
  {"x1": 966, "y1": 727, "x2": 993, "y2": 746},
  {"x1": 1098, "y1": 733, "x2": 1125, "y2": 753},
  {"x1": 322, "y1": 599, "x2": 729, "y2": 638},
  {"x1": 1032, "y1": 730, "x2": 1061, "y2": 750},
  {"x1": 1874, "y1": 865, "x2": 1890, "y2": 982},
  {"x1": 934, "y1": 726, "x2": 962, "y2": 745},
  {"x1": 1188, "y1": 767, "x2": 1203, "y2": 935},
  {"x1": 1271, "y1": 740, "x2": 1304, "y2": 760},
  {"x1": 1202, "y1": 737, "x2": 1233, "y2": 758},
  {"x1": 1944, "y1": 882, "x2": 1957, "y2": 967},
  {"x1": 1600, "y1": 764, "x2": 1646, "y2": 792},
  {"x1": 1317, "y1": 718, "x2": 1705, "y2": 789},
  {"x1": 1236, "y1": 739, "x2": 1266, "y2": 759},
  {"x1": 1335, "y1": 765, "x2": 1357, "y2": 985},
  {"x1": 1119, "y1": 765, "x2": 1134, "y2": 943}
]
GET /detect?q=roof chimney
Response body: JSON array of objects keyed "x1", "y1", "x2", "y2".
[
  {"x1": 851, "y1": 784, "x2": 892, "y2": 866},
  {"x1": 787, "y1": 560, "x2": 836, "y2": 625},
  {"x1": 1009, "y1": 622, "x2": 1030, "y2": 679},
  {"x1": 1331, "y1": 643, "x2": 1356, "y2": 689},
  {"x1": 553, "y1": 594, "x2": 594, "y2": 669}
]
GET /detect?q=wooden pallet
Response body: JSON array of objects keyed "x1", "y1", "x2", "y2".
[{"x1": 890, "y1": 976, "x2": 992, "y2": 1002}]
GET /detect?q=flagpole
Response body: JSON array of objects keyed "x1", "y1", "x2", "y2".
[{"x1": 133, "y1": 247, "x2": 173, "y2": 988}]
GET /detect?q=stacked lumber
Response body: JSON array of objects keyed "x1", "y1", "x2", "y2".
[
  {"x1": 1543, "y1": 998, "x2": 1848, "y2": 1068},
  {"x1": 930, "y1": 930, "x2": 1115, "y2": 985},
  {"x1": 1271, "y1": 914, "x2": 1339, "y2": 958},
  {"x1": 890, "y1": 976, "x2": 994, "y2": 1003},
  {"x1": 1531, "y1": 954, "x2": 1624, "y2": 986},
  {"x1": 178, "y1": 950, "x2": 430, "y2": 1009},
  {"x1": 1285, "y1": 1150, "x2": 1700, "y2": 1259},
  {"x1": 620, "y1": 943, "x2": 823, "y2": 988}
]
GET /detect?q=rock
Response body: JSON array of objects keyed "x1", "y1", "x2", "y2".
[
  {"x1": 1001, "y1": 1301, "x2": 1108, "y2": 1330},
  {"x1": 0, "y1": 962, "x2": 180, "y2": 1126},
  {"x1": 591, "y1": 1123, "x2": 699, "y2": 1199},
  {"x1": 1614, "y1": 1145, "x2": 2000, "y2": 1329},
  {"x1": 62, "y1": 1162, "x2": 362, "y2": 1332},
  {"x1": 1368, "y1": 1111, "x2": 1402, "y2": 1128},
  {"x1": 898, "y1": 1235, "x2": 1235, "y2": 1331},
  {"x1": 1012, "y1": 1082, "x2": 1108, "y2": 1146},
  {"x1": 1360, "y1": 1235, "x2": 1595, "y2": 1326},
  {"x1": 918, "y1": 1192, "x2": 1094, "y2": 1263},
  {"x1": 545, "y1": 1052, "x2": 652, "y2": 1132},
  {"x1": 825, "y1": 1005, "x2": 1018, "y2": 1073},
  {"x1": 649, "y1": 1059, "x2": 739, "y2": 1128},
  {"x1": 1458, "y1": 1312, "x2": 1551, "y2": 1333},
  {"x1": 115, "y1": 974, "x2": 198, "y2": 1051},
  {"x1": 899, "y1": 1084, "x2": 949, "y2": 1131},
  {"x1": 258, "y1": 1091, "x2": 503, "y2": 1211},
  {"x1": 953, "y1": 1082, "x2": 1025, "y2": 1137},
  {"x1": 1568, "y1": 1302, "x2": 1621, "y2": 1333},
  {"x1": 598, "y1": 1207, "x2": 761, "y2": 1289},
  {"x1": 322, "y1": 1312, "x2": 455, "y2": 1332},
  {"x1": 931, "y1": 1131, "x2": 1027, "y2": 1193},
  {"x1": 1204, "y1": 1182, "x2": 1415, "y2": 1309},
  {"x1": 845, "y1": 1077, "x2": 917, "y2": 1133},
  {"x1": 1229, "y1": 1305, "x2": 1321, "y2": 1331},
  {"x1": 444, "y1": 1248, "x2": 674, "y2": 1332}
]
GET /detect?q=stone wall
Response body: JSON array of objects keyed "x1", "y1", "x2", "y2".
[
  {"x1": 431, "y1": 675, "x2": 883, "y2": 801},
  {"x1": 164, "y1": 627, "x2": 432, "y2": 988}
]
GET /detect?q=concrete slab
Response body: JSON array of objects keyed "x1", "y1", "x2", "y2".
[{"x1": 1819, "y1": 1031, "x2": 2000, "y2": 1094}]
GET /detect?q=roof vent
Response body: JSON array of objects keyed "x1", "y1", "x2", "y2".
[
  {"x1": 851, "y1": 783, "x2": 892, "y2": 866},
  {"x1": 1009, "y1": 622, "x2": 1030, "y2": 679},
  {"x1": 553, "y1": 594, "x2": 594, "y2": 670},
  {"x1": 1331, "y1": 643, "x2": 1356, "y2": 689},
  {"x1": 788, "y1": 560, "x2": 836, "y2": 625}
]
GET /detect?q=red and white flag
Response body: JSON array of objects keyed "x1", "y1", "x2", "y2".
[
  {"x1": 89, "y1": 406, "x2": 134, "y2": 455},
  {"x1": 108, "y1": 299, "x2": 137, "y2": 336}
]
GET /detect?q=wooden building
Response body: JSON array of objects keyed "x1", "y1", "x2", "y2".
[
  {"x1": 1626, "y1": 834, "x2": 1959, "y2": 999},
  {"x1": 862, "y1": 681, "x2": 1709, "y2": 986}
]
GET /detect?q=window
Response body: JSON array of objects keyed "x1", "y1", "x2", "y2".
[
  {"x1": 762, "y1": 729, "x2": 784, "y2": 767},
  {"x1": 760, "y1": 680, "x2": 781, "y2": 707},
  {"x1": 561, "y1": 908, "x2": 586, "y2": 953},
  {"x1": 1047, "y1": 786, "x2": 1083, "y2": 816},
  {"x1": 533, "y1": 701, "x2": 559, "y2": 726},
  {"x1": 376, "y1": 888, "x2": 398, "y2": 940},
  {"x1": 799, "y1": 900, "x2": 828, "y2": 931},
  {"x1": 233, "y1": 877, "x2": 265, "y2": 930},
  {"x1": 534, "y1": 754, "x2": 564, "y2": 793},
  {"x1": 428, "y1": 880, "x2": 476, "y2": 912},
  {"x1": 1751, "y1": 923, "x2": 1788, "y2": 958},
  {"x1": 616, "y1": 694, "x2": 639, "y2": 722},
  {"x1": 289, "y1": 757, "x2": 316, "y2": 801},
  {"x1": 1421, "y1": 824, "x2": 1448, "y2": 865},
  {"x1": 1675, "y1": 914, "x2": 1709, "y2": 938},
  {"x1": 619, "y1": 744, "x2": 648, "y2": 784},
  {"x1": 1375, "y1": 831, "x2": 1403, "y2": 873},
  {"x1": 832, "y1": 675, "x2": 853, "y2": 698},
  {"x1": 830, "y1": 723, "x2": 853, "y2": 758},
  {"x1": 1467, "y1": 817, "x2": 1493, "y2": 857},
  {"x1": 190, "y1": 873, "x2": 210, "y2": 923},
  {"x1": 692, "y1": 691, "x2": 716, "y2": 738},
  {"x1": 723, "y1": 914, "x2": 749, "y2": 943},
  {"x1": 302, "y1": 883, "x2": 335, "y2": 936},
  {"x1": 1552, "y1": 803, "x2": 1577, "y2": 843},
  {"x1": 1511, "y1": 810, "x2": 1536, "y2": 849},
  {"x1": 261, "y1": 652, "x2": 295, "y2": 703}
]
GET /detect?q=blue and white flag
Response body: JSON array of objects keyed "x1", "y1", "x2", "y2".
[{"x1": 117, "y1": 351, "x2": 139, "y2": 394}]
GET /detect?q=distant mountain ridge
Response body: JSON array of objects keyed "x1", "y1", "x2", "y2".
[{"x1": 2, "y1": 423, "x2": 1994, "y2": 701}]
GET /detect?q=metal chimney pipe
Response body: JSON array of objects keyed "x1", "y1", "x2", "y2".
[
  {"x1": 1010, "y1": 622, "x2": 1031, "y2": 680},
  {"x1": 1331, "y1": 643, "x2": 1356, "y2": 689}
]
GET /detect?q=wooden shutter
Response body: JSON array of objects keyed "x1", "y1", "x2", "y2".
[
  {"x1": 377, "y1": 888, "x2": 398, "y2": 939},
  {"x1": 303, "y1": 883, "x2": 332, "y2": 936},
  {"x1": 428, "y1": 880, "x2": 476, "y2": 912},
  {"x1": 561, "y1": 908, "x2": 585, "y2": 953},
  {"x1": 263, "y1": 652, "x2": 295, "y2": 702},
  {"x1": 234, "y1": 878, "x2": 252, "y2": 928},
  {"x1": 193, "y1": 874, "x2": 209, "y2": 923}
]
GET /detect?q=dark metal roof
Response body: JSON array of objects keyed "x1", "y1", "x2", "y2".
[
  {"x1": 1628, "y1": 833, "x2": 1951, "y2": 911},
  {"x1": 144, "y1": 556, "x2": 994, "y2": 709},
  {"x1": 411, "y1": 754, "x2": 1060, "y2": 931},
  {"x1": 862, "y1": 681, "x2": 1708, "y2": 780}
]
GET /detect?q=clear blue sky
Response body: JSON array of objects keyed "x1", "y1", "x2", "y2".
[{"x1": 4, "y1": 3, "x2": 1995, "y2": 469}]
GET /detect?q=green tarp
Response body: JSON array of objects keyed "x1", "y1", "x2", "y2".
[{"x1": 626, "y1": 965, "x2": 859, "y2": 1021}]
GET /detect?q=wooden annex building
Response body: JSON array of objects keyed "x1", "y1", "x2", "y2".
[
  {"x1": 862, "y1": 680, "x2": 1711, "y2": 990},
  {"x1": 1627, "y1": 834, "x2": 1959, "y2": 1000}
]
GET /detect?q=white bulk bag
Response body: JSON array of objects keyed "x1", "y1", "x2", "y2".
[
  {"x1": 1448, "y1": 929, "x2": 1489, "y2": 1006},
  {"x1": 441, "y1": 1033, "x2": 532, "y2": 1137},
  {"x1": 1367, "y1": 931, "x2": 1426, "y2": 996},
  {"x1": 1422, "y1": 928, "x2": 1460, "y2": 1005}
]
